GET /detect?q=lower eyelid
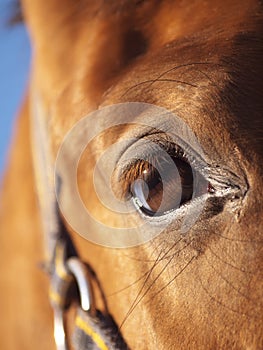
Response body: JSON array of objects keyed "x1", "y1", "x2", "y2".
[{"x1": 132, "y1": 193, "x2": 209, "y2": 224}]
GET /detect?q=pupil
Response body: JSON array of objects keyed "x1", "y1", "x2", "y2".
[
  {"x1": 174, "y1": 158, "x2": 193, "y2": 205},
  {"x1": 143, "y1": 167, "x2": 163, "y2": 213},
  {"x1": 131, "y1": 156, "x2": 194, "y2": 216}
]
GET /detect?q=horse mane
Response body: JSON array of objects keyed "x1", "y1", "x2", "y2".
[{"x1": 8, "y1": 0, "x2": 23, "y2": 25}]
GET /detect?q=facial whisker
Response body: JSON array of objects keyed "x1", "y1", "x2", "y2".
[
  {"x1": 145, "y1": 255, "x2": 196, "y2": 305},
  {"x1": 119, "y1": 238, "x2": 192, "y2": 330}
]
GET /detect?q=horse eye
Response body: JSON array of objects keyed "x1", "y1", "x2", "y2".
[{"x1": 125, "y1": 153, "x2": 210, "y2": 217}]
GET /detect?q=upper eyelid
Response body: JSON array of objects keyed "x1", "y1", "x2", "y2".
[
  {"x1": 115, "y1": 132, "x2": 208, "y2": 183},
  {"x1": 114, "y1": 132, "x2": 243, "y2": 198}
]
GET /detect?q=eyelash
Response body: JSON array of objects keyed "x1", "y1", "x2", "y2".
[
  {"x1": 109, "y1": 131, "x2": 245, "y2": 224},
  {"x1": 117, "y1": 137, "x2": 200, "y2": 201}
]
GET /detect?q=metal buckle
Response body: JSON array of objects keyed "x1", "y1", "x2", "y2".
[{"x1": 50, "y1": 241, "x2": 94, "y2": 350}]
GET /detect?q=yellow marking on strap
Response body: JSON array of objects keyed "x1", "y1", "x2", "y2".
[
  {"x1": 55, "y1": 263, "x2": 72, "y2": 281},
  {"x1": 75, "y1": 315, "x2": 109, "y2": 350},
  {"x1": 49, "y1": 288, "x2": 63, "y2": 306},
  {"x1": 55, "y1": 245, "x2": 72, "y2": 282}
]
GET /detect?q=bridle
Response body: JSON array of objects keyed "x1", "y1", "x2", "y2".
[
  {"x1": 48, "y1": 217, "x2": 129, "y2": 350},
  {"x1": 30, "y1": 94, "x2": 129, "y2": 350}
]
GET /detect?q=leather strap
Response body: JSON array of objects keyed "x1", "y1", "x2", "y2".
[{"x1": 30, "y1": 93, "x2": 129, "y2": 350}]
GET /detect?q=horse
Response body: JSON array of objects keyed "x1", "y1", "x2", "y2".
[{"x1": 0, "y1": 0, "x2": 262, "y2": 349}]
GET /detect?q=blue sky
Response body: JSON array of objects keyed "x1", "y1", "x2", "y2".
[{"x1": 0, "y1": 0, "x2": 31, "y2": 177}]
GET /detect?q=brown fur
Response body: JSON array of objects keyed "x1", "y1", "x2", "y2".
[{"x1": 1, "y1": 1, "x2": 263, "y2": 349}]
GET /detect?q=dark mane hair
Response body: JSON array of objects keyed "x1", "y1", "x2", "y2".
[{"x1": 8, "y1": 0, "x2": 23, "y2": 25}]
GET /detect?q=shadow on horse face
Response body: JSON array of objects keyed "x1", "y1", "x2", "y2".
[{"x1": 1, "y1": 1, "x2": 263, "y2": 349}]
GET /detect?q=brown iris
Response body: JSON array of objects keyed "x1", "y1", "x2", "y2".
[{"x1": 122, "y1": 154, "x2": 194, "y2": 216}]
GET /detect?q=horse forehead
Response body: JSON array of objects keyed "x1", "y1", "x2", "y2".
[
  {"x1": 24, "y1": 0, "x2": 260, "y2": 32},
  {"x1": 29, "y1": 0, "x2": 262, "y2": 178},
  {"x1": 23, "y1": 0, "x2": 262, "y2": 68},
  {"x1": 27, "y1": 1, "x2": 263, "y2": 173},
  {"x1": 26, "y1": 1, "x2": 263, "y2": 112}
]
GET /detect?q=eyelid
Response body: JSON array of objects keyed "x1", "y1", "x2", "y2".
[
  {"x1": 115, "y1": 132, "x2": 208, "y2": 185},
  {"x1": 110, "y1": 128, "x2": 246, "y2": 225},
  {"x1": 128, "y1": 134, "x2": 244, "y2": 198},
  {"x1": 113, "y1": 133, "x2": 209, "y2": 208}
]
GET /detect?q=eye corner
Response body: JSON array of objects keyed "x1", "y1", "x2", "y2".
[{"x1": 207, "y1": 182, "x2": 216, "y2": 194}]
